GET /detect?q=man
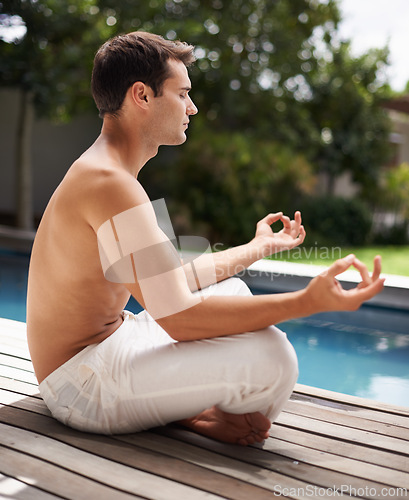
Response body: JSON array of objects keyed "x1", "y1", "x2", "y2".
[{"x1": 27, "y1": 32, "x2": 384, "y2": 446}]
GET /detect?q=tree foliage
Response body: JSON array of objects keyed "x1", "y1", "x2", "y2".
[
  {"x1": 0, "y1": 0, "x2": 343, "y2": 122},
  {"x1": 386, "y1": 162, "x2": 409, "y2": 219},
  {"x1": 146, "y1": 123, "x2": 316, "y2": 245},
  {"x1": 1, "y1": 0, "x2": 114, "y2": 120},
  {"x1": 0, "y1": 0, "x2": 395, "y2": 240},
  {"x1": 298, "y1": 195, "x2": 373, "y2": 246},
  {"x1": 303, "y1": 43, "x2": 392, "y2": 195}
]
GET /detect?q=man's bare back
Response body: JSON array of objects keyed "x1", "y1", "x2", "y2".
[{"x1": 27, "y1": 151, "x2": 137, "y2": 383}]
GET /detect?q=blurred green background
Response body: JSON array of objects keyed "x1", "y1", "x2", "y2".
[{"x1": 1, "y1": 0, "x2": 408, "y2": 273}]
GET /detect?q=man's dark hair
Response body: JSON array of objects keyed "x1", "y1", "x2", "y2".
[{"x1": 91, "y1": 31, "x2": 195, "y2": 118}]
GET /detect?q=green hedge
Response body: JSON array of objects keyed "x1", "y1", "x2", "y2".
[
  {"x1": 298, "y1": 196, "x2": 373, "y2": 246},
  {"x1": 167, "y1": 127, "x2": 315, "y2": 246}
]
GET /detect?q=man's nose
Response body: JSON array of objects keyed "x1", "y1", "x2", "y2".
[{"x1": 187, "y1": 97, "x2": 198, "y2": 115}]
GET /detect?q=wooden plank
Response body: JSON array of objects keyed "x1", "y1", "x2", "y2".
[
  {"x1": 0, "y1": 334, "x2": 29, "y2": 347},
  {"x1": 0, "y1": 388, "x2": 50, "y2": 416},
  {"x1": 0, "y1": 473, "x2": 60, "y2": 500},
  {"x1": 0, "y1": 406, "x2": 267, "y2": 500},
  {"x1": 0, "y1": 324, "x2": 28, "y2": 342},
  {"x1": 0, "y1": 339, "x2": 30, "y2": 358},
  {"x1": 0, "y1": 363, "x2": 38, "y2": 384},
  {"x1": 276, "y1": 412, "x2": 409, "y2": 455},
  {"x1": 0, "y1": 423, "x2": 223, "y2": 500},
  {"x1": 0, "y1": 375, "x2": 40, "y2": 395},
  {"x1": 284, "y1": 399, "x2": 409, "y2": 440},
  {"x1": 115, "y1": 432, "x2": 278, "y2": 500},
  {"x1": 0, "y1": 344, "x2": 30, "y2": 360},
  {"x1": 0, "y1": 446, "x2": 141, "y2": 500},
  {"x1": 0, "y1": 392, "x2": 354, "y2": 499},
  {"x1": 0, "y1": 323, "x2": 26, "y2": 335},
  {"x1": 7, "y1": 392, "x2": 404, "y2": 498},
  {"x1": 1, "y1": 322, "x2": 409, "y2": 499},
  {"x1": 0, "y1": 352, "x2": 34, "y2": 371},
  {"x1": 115, "y1": 432, "x2": 327, "y2": 499},
  {"x1": 289, "y1": 392, "x2": 409, "y2": 429},
  {"x1": 7, "y1": 374, "x2": 403, "y2": 478},
  {"x1": 0, "y1": 318, "x2": 27, "y2": 335},
  {"x1": 269, "y1": 422, "x2": 408, "y2": 473},
  {"x1": 295, "y1": 384, "x2": 409, "y2": 417},
  {"x1": 119, "y1": 428, "x2": 409, "y2": 494},
  {"x1": 1, "y1": 400, "x2": 406, "y2": 500},
  {"x1": 0, "y1": 324, "x2": 27, "y2": 337},
  {"x1": 153, "y1": 427, "x2": 402, "y2": 500},
  {"x1": 0, "y1": 390, "x2": 280, "y2": 500},
  {"x1": 261, "y1": 434, "x2": 409, "y2": 489},
  {"x1": 0, "y1": 320, "x2": 30, "y2": 359}
]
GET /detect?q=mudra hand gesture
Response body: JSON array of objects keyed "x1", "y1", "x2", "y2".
[
  {"x1": 306, "y1": 254, "x2": 384, "y2": 312},
  {"x1": 252, "y1": 211, "x2": 306, "y2": 258}
]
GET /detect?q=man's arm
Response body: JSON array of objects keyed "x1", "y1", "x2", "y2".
[
  {"x1": 182, "y1": 211, "x2": 305, "y2": 290},
  {"x1": 157, "y1": 254, "x2": 384, "y2": 341},
  {"x1": 89, "y1": 175, "x2": 383, "y2": 341}
]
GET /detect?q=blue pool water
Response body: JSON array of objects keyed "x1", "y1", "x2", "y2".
[
  {"x1": 278, "y1": 311, "x2": 409, "y2": 406},
  {"x1": 0, "y1": 250, "x2": 30, "y2": 323},
  {"x1": 1, "y1": 249, "x2": 408, "y2": 407}
]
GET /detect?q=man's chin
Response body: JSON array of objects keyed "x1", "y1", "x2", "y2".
[{"x1": 164, "y1": 135, "x2": 187, "y2": 147}]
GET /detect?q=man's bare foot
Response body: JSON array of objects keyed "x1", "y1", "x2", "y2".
[{"x1": 178, "y1": 406, "x2": 271, "y2": 446}]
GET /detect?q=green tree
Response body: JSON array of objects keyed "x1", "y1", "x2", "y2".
[
  {"x1": 1, "y1": 0, "x2": 394, "y2": 243},
  {"x1": 387, "y1": 163, "x2": 409, "y2": 219},
  {"x1": 112, "y1": 0, "x2": 345, "y2": 243},
  {"x1": 373, "y1": 162, "x2": 409, "y2": 244},
  {"x1": 0, "y1": 0, "x2": 112, "y2": 228},
  {"x1": 0, "y1": 0, "x2": 343, "y2": 231},
  {"x1": 151, "y1": 123, "x2": 316, "y2": 245},
  {"x1": 110, "y1": 0, "x2": 391, "y2": 234},
  {"x1": 303, "y1": 42, "x2": 392, "y2": 196}
]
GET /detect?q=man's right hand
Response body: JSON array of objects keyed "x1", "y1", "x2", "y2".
[{"x1": 304, "y1": 254, "x2": 384, "y2": 313}]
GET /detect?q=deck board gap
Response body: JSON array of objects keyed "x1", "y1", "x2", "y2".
[{"x1": 275, "y1": 421, "x2": 409, "y2": 457}]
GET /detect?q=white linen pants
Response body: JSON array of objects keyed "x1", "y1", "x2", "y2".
[{"x1": 39, "y1": 278, "x2": 298, "y2": 434}]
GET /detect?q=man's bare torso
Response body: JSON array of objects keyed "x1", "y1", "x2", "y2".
[{"x1": 27, "y1": 153, "x2": 134, "y2": 383}]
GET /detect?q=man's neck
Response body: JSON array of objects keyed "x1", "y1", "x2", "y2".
[{"x1": 98, "y1": 116, "x2": 158, "y2": 177}]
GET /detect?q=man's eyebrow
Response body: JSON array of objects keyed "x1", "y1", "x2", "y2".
[{"x1": 180, "y1": 86, "x2": 191, "y2": 91}]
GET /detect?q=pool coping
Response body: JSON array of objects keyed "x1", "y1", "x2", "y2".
[{"x1": 0, "y1": 225, "x2": 36, "y2": 253}]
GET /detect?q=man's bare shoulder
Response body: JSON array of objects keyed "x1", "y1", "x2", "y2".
[{"x1": 69, "y1": 155, "x2": 150, "y2": 231}]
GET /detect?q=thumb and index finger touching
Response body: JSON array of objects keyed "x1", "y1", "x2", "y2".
[
  {"x1": 262, "y1": 211, "x2": 304, "y2": 237},
  {"x1": 326, "y1": 254, "x2": 382, "y2": 280},
  {"x1": 324, "y1": 253, "x2": 385, "y2": 303},
  {"x1": 261, "y1": 212, "x2": 283, "y2": 226}
]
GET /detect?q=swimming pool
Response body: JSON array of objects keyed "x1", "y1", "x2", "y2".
[
  {"x1": 1, "y1": 249, "x2": 408, "y2": 407},
  {"x1": 279, "y1": 310, "x2": 409, "y2": 406}
]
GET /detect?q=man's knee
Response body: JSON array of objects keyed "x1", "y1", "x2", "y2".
[
  {"x1": 228, "y1": 277, "x2": 253, "y2": 297},
  {"x1": 217, "y1": 327, "x2": 298, "y2": 418},
  {"x1": 253, "y1": 327, "x2": 299, "y2": 388}
]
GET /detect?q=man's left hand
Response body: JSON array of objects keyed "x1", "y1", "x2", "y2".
[{"x1": 251, "y1": 211, "x2": 306, "y2": 258}]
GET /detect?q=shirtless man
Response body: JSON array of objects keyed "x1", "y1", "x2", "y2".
[{"x1": 26, "y1": 32, "x2": 384, "y2": 446}]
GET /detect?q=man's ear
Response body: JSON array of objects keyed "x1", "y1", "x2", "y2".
[{"x1": 130, "y1": 82, "x2": 151, "y2": 109}]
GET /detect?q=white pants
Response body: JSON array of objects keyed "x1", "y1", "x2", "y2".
[{"x1": 39, "y1": 278, "x2": 298, "y2": 434}]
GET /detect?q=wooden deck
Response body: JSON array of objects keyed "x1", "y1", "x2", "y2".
[{"x1": 1, "y1": 318, "x2": 408, "y2": 499}]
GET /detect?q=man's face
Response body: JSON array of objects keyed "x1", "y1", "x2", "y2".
[{"x1": 149, "y1": 59, "x2": 198, "y2": 146}]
